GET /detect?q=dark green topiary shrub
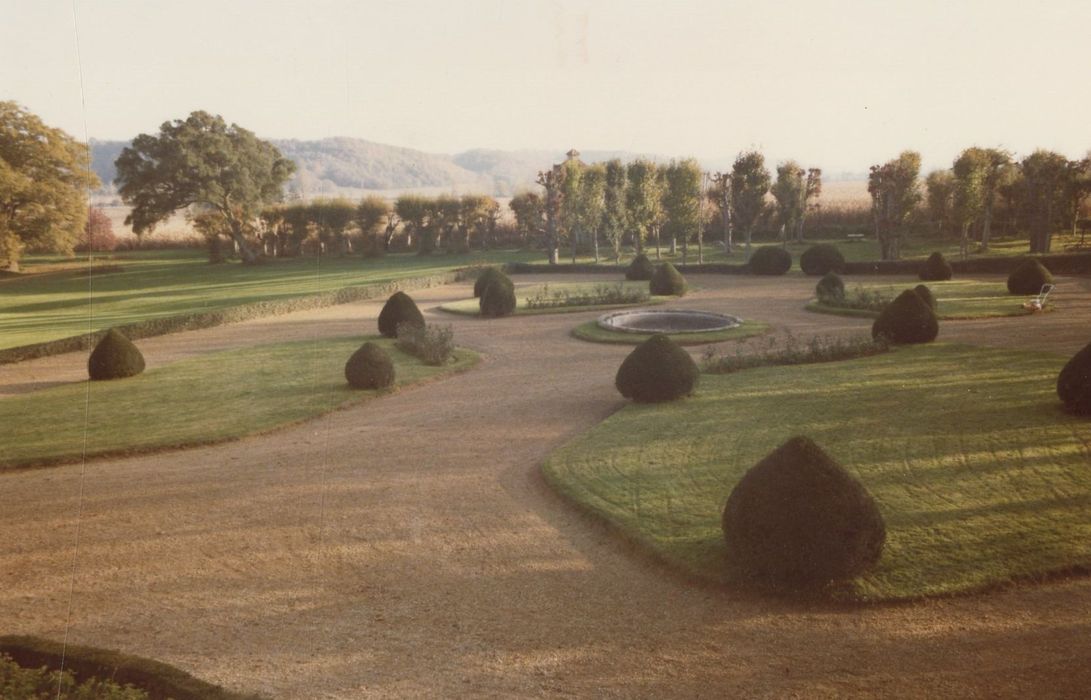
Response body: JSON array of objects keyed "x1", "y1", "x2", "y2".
[
  {"x1": 799, "y1": 244, "x2": 845, "y2": 276},
  {"x1": 473, "y1": 267, "x2": 513, "y2": 298},
  {"x1": 378, "y1": 291, "x2": 424, "y2": 338},
  {"x1": 913, "y1": 284, "x2": 936, "y2": 310},
  {"x1": 918, "y1": 251, "x2": 953, "y2": 281},
  {"x1": 721, "y1": 436, "x2": 886, "y2": 588},
  {"x1": 871, "y1": 289, "x2": 938, "y2": 344},
  {"x1": 88, "y1": 329, "x2": 145, "y2": 380},
  {"x1": 815, "y1": 272, "x2": 845, "y2": 304},
  {"x1": 614, "y1": 333, "x2": 699, "y2": 403},
  {"x1": 748, "y1": 246, "x2": 792, "y2": 275},
  {"x1": 649, "y1": 262, "x2": 686, "y2": 296},
  {"x1": 344, "y1": 342, "x2": 395, "y2": 390},
  {"x1": 479, "y1": 278, "x2": 517, "y2": 317},
  {"x1": 1007, "y1": 258, "x2": 1054, "y2": 295},
  {"x1": 1057, "y1": 340, "x2": 1091, "y2": 415},
  {"x1": 625, "y1": 253, "x2": 655, "y2": 281}
]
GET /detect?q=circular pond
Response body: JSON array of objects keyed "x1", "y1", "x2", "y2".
[{"x1": 597, "y1": 308, "x2": 742, "y2": 334}]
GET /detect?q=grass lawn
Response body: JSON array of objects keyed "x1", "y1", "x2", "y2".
[
  {"x1": 571, "y1": 318, "x2": 768, "y2": 346},
  {"x1": 0, "y1": 336, "x2": 477, "y2": 470},
  {"x1": 438, "y1": 281, "x2": 671, "y2": 316},
  {"x1": 0, "y1": 249, "x2": 537, "y2": 350},
  {"x1": 808, "y1": 279, "x2": 1039, "y2": 320},
  {"x1": 543, "y1": 344, "x2": 1091, "y2": 601}
]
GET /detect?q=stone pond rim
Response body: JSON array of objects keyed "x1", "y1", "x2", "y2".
[{"x1": 597, "y1": 308, "x2": 743, "y2": 334}]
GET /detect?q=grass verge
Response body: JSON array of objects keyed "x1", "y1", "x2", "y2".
[
  {"x1": 571, "y1": 319, "x2": 768, "y2": 346},
  {"x1": 438, "y1": 281, "x2": 671, "y2": 316},
  {"x1": 0, "y1": 336, "x2": 478, "y2": 471},
  {"x1": 807, "y1": 279, "x2": 1039, "y2": 320},
  {"x1": 542, "y1": 344, "x2": 1091, "y2": 601}
]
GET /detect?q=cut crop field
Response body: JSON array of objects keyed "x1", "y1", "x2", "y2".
[
  {"x1": 0, "y1": 336, "x2": 477, "y2": 470},
  {"x1": 543, "y1": 344, "x2": 1091, "y2": 601}
]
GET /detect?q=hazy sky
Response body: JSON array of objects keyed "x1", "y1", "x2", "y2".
[{"x1": 2, "y1": 0, "x2": 1089, "y2": 172}]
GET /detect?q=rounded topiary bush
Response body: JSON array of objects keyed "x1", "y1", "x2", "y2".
[
  {"x1": 625, "y1": 253, "x2": 655, "y2": 281},
  {"x1": 473, "y1": 267, "x2": 512, "y2": 298},
  {"x1": 344, "y1": 342, "x2": 395, "y2": 390},
  {"x1": 1007, "y1": 258, "x2": 1054, "y2": 295},
  {"x1": 799, "y1": 244, "x2": 845, "y2": 276},
  {"x1": 815, "y1": 272, "x2": 845, "y2": 304},
  {"x1": 378, "y1": 291, "x2": 425, "y2": 338},
  {"x1": 649, "y1": 262, "x2": 686, "y2": 296},
  {"x1": 479, "y1": 278, "x2": 517, "y2": 317},
  {"x1": 871, "y1": 289, "x2": 938, "y2": 344},
  {"x1": 721, "y1": 435, "x2": 886, "y2": 588},
  {"x1": 1057, "y1": 341, "x2": 1091, "y2": 415},
  {"x1": 918, "y1": 251, "x2": 953, "y2": 281},
  {"x1": 748, "y1": 246, "x2": 792, "y2": 275},
  {"x1": 913, "y1": 284, "x2": 936, "y2": 310},
  {"x1": 88, "y1": 329, "x2": 145, "y2": 381},
  {"x1": 614, "y1": 333, "x2": 699, "y2": 403}
]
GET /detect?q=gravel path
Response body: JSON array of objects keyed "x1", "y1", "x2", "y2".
[{"x1": 1, "y1": 273, "x2": 1089, "y2": 698}]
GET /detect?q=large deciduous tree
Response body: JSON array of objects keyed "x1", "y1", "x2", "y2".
[
  {"x1": 509, "y1": 191, "x2": 545, "y2": 247},
  {"x1": 1009, "y1": 150, "x2": 1070, "y2": 254},
  {"x1": 867, "y1": 151, "x2": 921, "y2": 260},
  {"x1": 708, "y1": 171, "x2": 732, "y2": 254},
  {"x1": 978, "y1": 148, "x2": 1014, "y2": 251},
  {"x1": 729, "y1": 151, "x2": 771, "y2": 261},
  {"x1": 662, "y1": 158, "x2": 703, "y2": 264},
  {"x1": 536, "y1": 166, "x2": 566, "y2": 264},
  {"x1": 114, "y1": 111, "x2": 295, "y2": 264},
  {"x1": 600, "y1": 159, "x2": 629, "y2": 263},
  {"x1": 626, "y1": 159, "x2": 663, "y2": 258},
  {"x1": 952, "y1": 147, "x2": 989, "y2": 258},
  {"x1": 356, "y1": 195, "x2": 392, "y2": 253},
  {"x1": 0, "y1": 101, "x2": 99, "y2": 270},
  {"x1": 924, "y1": 169, "x2": 955, "y2": 236},
  {"x1": 771, "y1": 161, "x2": 805, "y2": 246}
]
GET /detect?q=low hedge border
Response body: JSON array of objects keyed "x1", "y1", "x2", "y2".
[
  {"x1": 0, "y1": 269, "x2": 472, "y2": 365},
  {"x1": 0, "y1": 635, "x2": 264, "y2": 700}
]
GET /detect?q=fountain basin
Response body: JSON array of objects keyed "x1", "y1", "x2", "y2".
[{"x1": 597, "y1": 308, "x2": 742, "y2": 335}]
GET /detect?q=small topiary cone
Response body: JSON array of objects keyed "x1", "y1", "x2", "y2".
[
  {"x1": 88, "y1": 328, "x2": 145, "y2": 380},
  {"x1": 625, "y1": 254, "x2": 654, "y2": 281},
  {"x1": 1007, "y1": 259, "x2": 1053, "y2": 295},
  {"x1": 614, "y1": 333, "x2": 699, "y2": 403},
  {"x1": 872, "y1": 289, "x2": 938, "y2": 344},
  {"x1": 815, "y1": 272, "x2": 845, "y2": 303},
  {"x1": 918, "y1": 251, "x2": 953, "y2": 281},
  {"x1": 473, "y1": 267, "x2": 512, "y2": 298},
  {"x1": 345, "y1": 342, "x2": 395, "y2": 389},
  {"x1": 913, "y1": 284, "x2": 936, "y2": 310},
  {"x1": 378, "y1": 291, "x2": 424, "y2": 338},
  {"x1": 479, "y1": 278, "x2": 517, "y2": 317},
  {"x1": 649, "y1": 262, "x2": 686, "y2": 296},
  {"x1": 800, "y1": 244, "x2": 845, "y2": 276}
]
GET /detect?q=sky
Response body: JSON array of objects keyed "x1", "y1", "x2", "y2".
[{"x1": 2, "y1": 0, "x2": 1089, "y2": 173}]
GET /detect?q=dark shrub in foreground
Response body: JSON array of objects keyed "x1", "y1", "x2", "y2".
[
  {"x1": 378, "y1": 291, "x2": 425, "y2": 338},
  {"x1": 815, "y1": 272, "x2": 845, "y2": 304},
  {"x1": 1057, "y1": 341, "x2": 1091, "y2": 415},
  {"x1": 480, "y1": 279, "x2": 517, "y2": 317},
  {"x1": 344, "y1": 342, "x2": 395, "y2": 390},
  {"x1": 721, "y1": 436, "x2": 886, "y2": 588},
  {"x1": 473, "y1": 267, "x2": 512, "y2": 298},
  {"x1": 913, "y1": 284, "x2": 936, "y2": 310},
  {"x1": 649, "y1": 262, "x2": 686, "y2": 296},
  {"x1": 871, "y1": 289, "x2": 938, "y2": 344},
  {"x1": 748, "y1": 246, "x2": 792, "y2": 275},
  {"x1": 625, "y1": 253, "x2": 655, "y2": 281},
  {"x1": 918, "y1": 251, "x2": 953, "y2": 281},
  {"x1": 88, "y1": 329, "x2": 145, "y2": 380},
  {"x1": 615, "y1": 333, "x2": 699, "y2": 403},
  {"x1": 1007, "y1": 258, "x2": 1053, "y2": 295},
  {"x1": 799, "y1": 244, "x2": 845, "y2": 276}
]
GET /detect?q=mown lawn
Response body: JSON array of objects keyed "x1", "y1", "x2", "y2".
[
  {"x1": 543, "y1": 344, "x2": 1091, "y2": 601},
  {"x1": 0, "y1": 249, "x2": 536, "y2": 350},
  {"x1": 0, "y1": 336, "x2": 477, "y2": 470},
  {"x1": 438, "y1": 281, "x2": 670, "y2": 316},
  {"x1": 808, "y1": 279, "x2": 1038, "y2": 319}
]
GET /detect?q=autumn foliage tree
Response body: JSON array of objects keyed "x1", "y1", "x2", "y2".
[
  {"x1": 662, "y1": 158, "x2": 704, "y2": 264},
  {"x1": 729, "y1": 151, "x2": 771, "y2": 261},
  {"x1": 868, "y1": 151, "x2": 921, "y2": 260}
]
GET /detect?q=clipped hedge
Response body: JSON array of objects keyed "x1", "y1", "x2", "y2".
[
  {"x1": 377, "y1": 291, "x2": 425, "y2": 338},
  {"x1": 344, "y1": 342, "x2": 395, "y2": 389},
  {"x1": 799, "y1": 244, "x2": 845, "y2": 276},
  {"x1": 614, "y1": 333, "x2": 699, "y2": 403},
  {"x1": 88, "y1": 329, "x2": 145, "y2": 380},
  {"x1": 918, "y1": 251, "x2": 953, "y2": 281},
  {"x1": 1057, "y1": 340, "x2": 1091, "y2": 415},
  {"x1": 815, "y1": 272, "x2": 845, "y2": 304},
  {"x1": 721, "y1": 436, "x2": 886, "y2": 589},
  {"x1": 1007, "y1": 258, "x2": 1054, "y2": 295},
  {"x1": 649, "y1": 262, "x2": 686, "y2": 296},
  {"x1": 871, "y1": 289, "x2": 938, "y2": 344},
  {"x1": 625, "y1": 254, "x2": 655, "y2": 281},
  {"x1": 473, "y1": 267, "x2": 513, "y2": 298},
  {"x1": 480, "y1": 278, "x2": 517, "y2": 317},
  {"x1": 748, "y1": 246, "x2": 792, "y2": 275}
]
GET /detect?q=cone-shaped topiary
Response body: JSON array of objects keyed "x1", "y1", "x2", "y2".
[
  {"x1": 918, "y1": 251, "x2": 953, "y2": 281},
  {"x1": 625, "y1": 253, "x2": 655, "y2": 281},
  {"x1": 871, "y1": 289, "x2": 938, "y2": 344},
  {"x1": 479, "y1": 278, "x2": 517, "y2": 317},
  {"x1": 815, "y1": 272, "x2": 845, "y2": 304},
  {"x1": 799, "y1": 244, "x2": 845, "y2": 276},
  {"x1": 748, "y1": 246, "x2": 792, "y2": 275},
  {"x1": 913, "y1": 284, "x2": 936, "y2": 310},
  {"x1": 344, "y1": 342, "x2": 395, "y2": 390},
  {"x1": 378, "y1": 291, "x2": 425, "y2": 338},
  {"x1": 721, "y1": 436, "x2": 886, "y2": 588},
  {"x1": 1007, "y1": 258, "x2": 1054, "y2": 295},
  {"x1": 88, "y1": 328, "x2": 146, "y2": 380},
  {"x1": 649, "y1": 262, "x2": 686, "y2": 296},
  {"x1": 473, "y1": 267, "x2": 513, "y2": 298},
  {"x1": 1057, "y1": 340, "x2": 1091, "y2": 415},
  {"x1": 614, "y1": 333, "x2": 699, "y2": 403}
]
